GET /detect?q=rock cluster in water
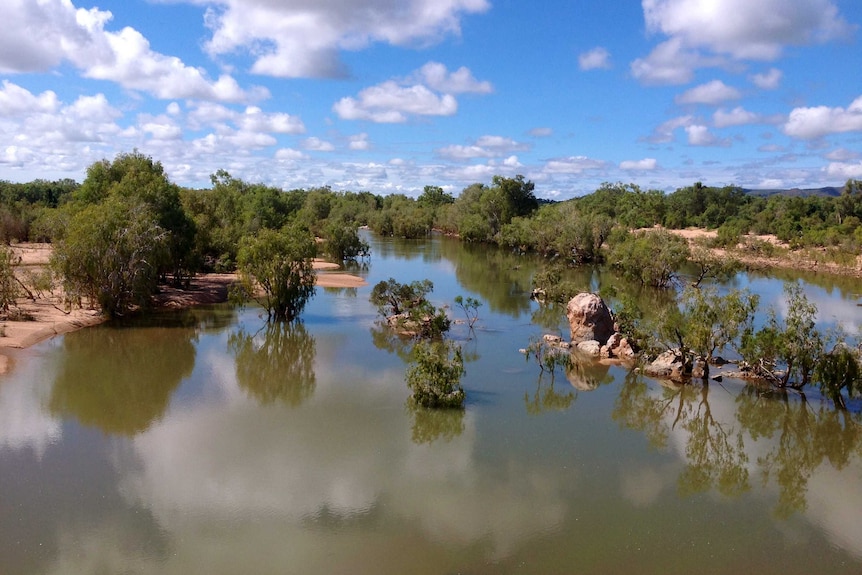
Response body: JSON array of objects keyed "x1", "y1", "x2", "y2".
[{"x1": 565, "y1": 293, "x2": 635, "y2": 361}]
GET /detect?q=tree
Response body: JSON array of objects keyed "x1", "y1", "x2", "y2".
[
  {"x1": 660, "y1": 287, "x2": 759, "y2": 379},
  {"x1": 322, "y1": 221, "x2": 370, "y2": 262},
  {"x1": 406, "y1": 340, "x2": 466, "y2": 408},
  {"x1": 370, "y1": 278, "x2": 450, "y2": 338},
  {"x1": 417, "y1": 185, "x2": 455, "y2": 209},
  {"x1": 454, "y1": 294, "x2": 482, "y2": 329},
  {"x1": 608, "y1": 228, "x2": 689, "y2": 288},
  {"x1": 740, "y1": 283, "x2": 823, "y2": 388},
  {"x1": 236, "y1": 226, "x2": 317, "y2": 321},
  {"x1": 52, "y1": 198, "x2": 169, "y2": 316},
  {"x1": 0, "y1": 246, "x2": 20, "y2": 314},
  {"x1": 370, "y1": 278, "x2": 433, "y2": 317},
  {"x1": 74, "y1": 151, "x2": 197, "y2": 284}
]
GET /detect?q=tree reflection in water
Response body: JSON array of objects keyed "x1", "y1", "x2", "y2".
[
  {"x1": 49, "y1": 323, "x2": 197, "y2": 436},
  {"x1": 229, "y1": 321, "x2": 316, "y2": 407},
  {"x1": 525, "y1": 373, "x2": 576, "y2": 415},
  {"x1": 408, "y1": 404, "x2": 465, "y2": 444},
  {"x1": 735, "y1": 386, "x2": 862, "y2": 517},
  {"x1": 614, "y1": 372, "x2": 862, "y2": 516},
  {"x1": 614, "y1": 374, "x2": 750, "y2": 498}
]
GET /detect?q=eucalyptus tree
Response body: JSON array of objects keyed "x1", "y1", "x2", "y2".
[{"x1": 236, "y1": 226, "x2": 317, "y2": 322}]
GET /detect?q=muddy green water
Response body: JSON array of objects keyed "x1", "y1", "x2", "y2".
[{"x1": 2, "y1": 233, "x2": 862, "y2": 574}]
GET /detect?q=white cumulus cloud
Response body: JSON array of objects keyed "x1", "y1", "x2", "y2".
[
  {"x1": 633, "y1": 0, "x2": 852, "y2": 84},
  {"x1": 620, "y1": 158, "x2": 658, "y2": 171},
  {"x1": 784, "y1": 95, "x2": 862, "y2": 139},
  {"x1": 826, "y1": 162, "x2": 862, "y2": 179},
  {"x1": 750, "y1": 68, "x2": 783, "y2": 90},
  {"x1": 416, "y1": 62, "x2": 493, "y2": 94},
  {"x1": 202, "y1": 0, "x2": 490, "y2": 78},
  {"x1": 333, "y1": 62, "x2": 489, "y2": 123},
  {"x1": 713, "y1": 106, "x2": 760, "y2": 127},
  {"x1": 579, "y1": 47, "x2": 612, "y2": 71},
  {"x1": 676, "y1": 80, "x2": 741, "y2": 105},
  {"x1": 0, "y1": 0, "x2": 265, "y2": 103}
]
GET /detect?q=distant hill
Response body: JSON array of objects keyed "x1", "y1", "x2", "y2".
[{"x1": 742, "y1": 186, "x2": 842, "y2": 198}]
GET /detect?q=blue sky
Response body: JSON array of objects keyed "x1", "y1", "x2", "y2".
[{"x1": 1, "y1": 0, "x2": 861, "y2": 199}]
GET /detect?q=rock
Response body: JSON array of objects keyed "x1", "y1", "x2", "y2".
[
  {"x1": 577, "y1": 340, "x2": 602, "y2": 357},
  {"x1": 566, "y1": 293, "x2": 615, "y2": 344},
  {"x1": 711, "y1": 374, "x2": 723, "y2": 382},
  {"x1": 615, "y1": 337, "x2": 636, "y2": 359},
  {"x1": 642, "y1": 350, "x2": 682, "y2": 379},
  {"x1": 691, "y1": 359, "x2": 706, "y2": 380},
  {"x1": 543, "y1": 334, "x2": 562, "y2": 344}
]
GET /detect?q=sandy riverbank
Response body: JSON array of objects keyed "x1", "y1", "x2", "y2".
[
  {"x1": 665, "y1": 227, "x2": 862, "y2": 278},
  {"x1": 0, "y1": 244, "x2": 366, "y2": 357}
]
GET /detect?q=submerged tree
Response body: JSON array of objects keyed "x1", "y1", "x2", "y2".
[
  {"x1": 659, "y1": 287, "x2": 759, "y2": 379},
  {"x1": 406, "y1": 340, "x2": 466, "y2": 408},
  {"x1": 607, "y1": 228, "x2": 689, "y2": 288},
  {"x1": 370, "y1": 277, "x2": 450, "y2": 338},
  {"x1": 236, "y1": 226, "x2": 317, "y2": 321}
]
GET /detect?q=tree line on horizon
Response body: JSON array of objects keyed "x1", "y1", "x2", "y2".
[{"x1": 0, "y1": 151, "x2": 861, "y2": 316}]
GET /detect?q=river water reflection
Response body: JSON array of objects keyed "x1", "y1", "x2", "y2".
[{"x1": 1, "y1": 233, "x2": 862, "y2": 574}]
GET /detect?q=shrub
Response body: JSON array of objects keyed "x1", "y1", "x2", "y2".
[{"x1": 406, "y1": 340, "x2": 466, "y2": 408}]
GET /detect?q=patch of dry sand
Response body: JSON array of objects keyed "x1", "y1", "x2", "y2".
[{"x1": 0, "y1": 245, "x2": 366, "y2": 358}]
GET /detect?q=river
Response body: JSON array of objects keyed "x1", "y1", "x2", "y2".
[{"x1": 1, "y1": 232, "x2": 861, "y2": 574}]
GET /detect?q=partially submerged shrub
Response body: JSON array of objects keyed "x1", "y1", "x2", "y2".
[
  {"x1": 370, "y1": 277, "x2": 450, "y2": 338},
  {"x1": 406, "y1": 340, "x2": 466, "y2": 408}
]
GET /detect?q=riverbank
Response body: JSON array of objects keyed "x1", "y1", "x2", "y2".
[
  {"x1": 666, "y1": 227, "x2": 862, "y2": 278},
  {"x1": 0, "y1": 244, "x2": 366, "y2": 356}
]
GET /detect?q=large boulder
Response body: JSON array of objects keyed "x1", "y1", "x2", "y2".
[{"x1": 566, "y1": 293, "x2": 615, "y2": 344}]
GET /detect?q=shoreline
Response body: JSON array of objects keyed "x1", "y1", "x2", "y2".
[{"x1": 0, "y1": 249, "x2": 366, "y2": 356}]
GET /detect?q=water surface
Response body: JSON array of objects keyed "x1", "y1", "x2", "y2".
[{"x1": 2, "y1": 233, "x2": 862, "y2": 574}]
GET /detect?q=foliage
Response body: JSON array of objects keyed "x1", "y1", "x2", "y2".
[
  {"x1": 0, "y1": 246, "x2": 20, "y2": 314},
  {"x1": 370, "y1": 278, "x2": 434, "y2": 316},
  {"x1": 454, "y1": 294, "x2": 482, "y2": 328},
  {"x1": 607, "y1": 228, "x2": 690, "y2": 288},
  {"x1": 688, "y1": 246, "x2": 741, "y2": 288},
  {"x1": 658, "y1": 287, "x2": 759, "y2": 379},
  {"x1": 814, "y1": 344, "x2": 862, "y2": 410},
  {"x1": 740, "y1": 283, "x2": 823, "y2": 388},
  {"x1": 74, "y1": 151, "x2": 197, "y2": 284},
  {"x1": 530, "y1": 263, "x2": 583, "y2": 303},
  {"x1": 522, "y1": 336, "x2": 573, "y2": 376},
  {"x1": 370, "y1": 277, "x2": 450, "y2": 338},
  {"x1": 322, "y1": 221, "x2": 370, "y2": 262},
  {"x1": 236, "y1": 226, "x2": 317, "y2": 321},
  {"x1": 406, "y1": 340, "x2": 466, "y2": 408},
  {"x1": 52, "y1": 198, "x2": 169, "y2": 316}
]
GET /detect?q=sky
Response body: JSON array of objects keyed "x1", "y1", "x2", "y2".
[{"x1": 0, "y1": 0, "x2": 861, "y2": 199}]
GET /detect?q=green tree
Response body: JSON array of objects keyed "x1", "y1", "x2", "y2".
[
  {"x1": 52, "y1": 198, "x2": 169, "y2": 316},
  {"x1": 0, "y1": 246, "x2": 20, "y2": 314},
  {"x1": 607, "y1": 228, "x2": 689, "y2": 288},
  {"x1": 74, "y1": 151, "x2": 197, "y2": 284},
  {"x1": 322, "y1": 221, "x2": 370, "y2": 262},
  {"x1": 406, "y1": 340, "x2": 466, "y2": 408},
  {"x1": 236, "y1": 226, "x2": 317, "y2": 321},
  {"x1": 660, "y1": 287, "x2": 759, "y2": 379},
  {"x1": 370, "y1": 278, "x2": 450, "y2": 338}
]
